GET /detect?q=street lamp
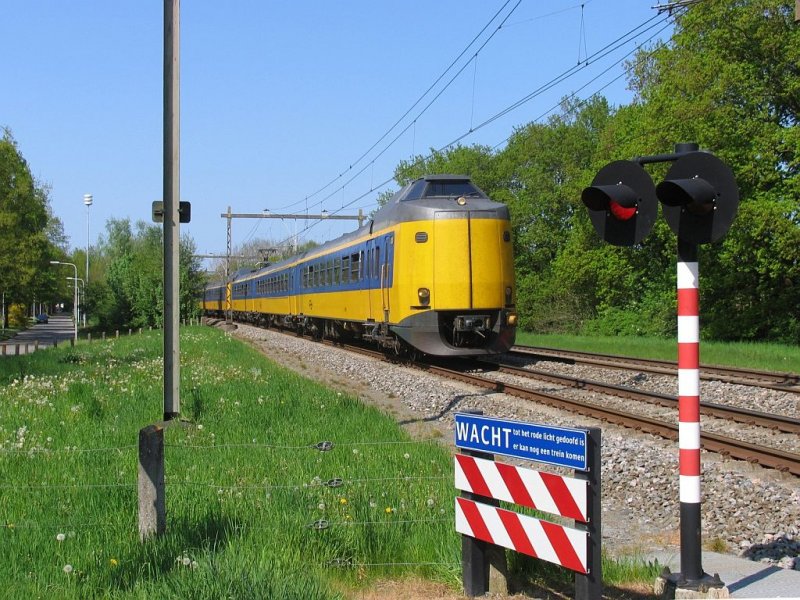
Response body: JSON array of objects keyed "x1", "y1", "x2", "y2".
[
  {"x1": 50, "y1": 260, "x2": 78, "y2": 342},
  {"x1": 84, "y1": 194, "x2": 93, "y2": 285}
]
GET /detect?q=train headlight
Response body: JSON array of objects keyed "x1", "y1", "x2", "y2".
[
  {"x1": 505, "y1": 286, "x2": 513, "y2": 304},
  {"x1": 507, "y1": 312, "x2": 518, "y2": 326},
  {"x1": 456, "y1": 196, "x2": 467, "y2": 206},
  {"x1": 418, "y1": 288, "x2": 430, "y2": 305}
]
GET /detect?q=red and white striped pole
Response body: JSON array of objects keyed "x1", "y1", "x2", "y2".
[{"x1": 677, "y1": 239, "x2": 703, "y2": 582}]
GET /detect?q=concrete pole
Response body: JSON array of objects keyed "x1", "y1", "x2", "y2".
[{"x1": 163, "y1": 0, "x2": 180, "y2": 420}]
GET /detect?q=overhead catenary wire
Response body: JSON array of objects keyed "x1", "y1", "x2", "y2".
[
  {"x1": 274, "y1": 0, "x2": 521, "y2": 214},
  {"x1": 269, "y1": 10, "x2": 677, "y2": 249}
]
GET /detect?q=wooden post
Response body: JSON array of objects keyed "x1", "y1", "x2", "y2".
[
  {"x1": 138, "y1": 423, "x2": 166, "y2": 540},
  {"x1": 1, "y1": 345, "x2": 6, "y2": 356},
  {"x1": 115, "y1": 330, "x2": 119, "y2": 339},
  {"x1": 102, "y1": 332, "x2": 106, "y2": 341},
  {"x1": 70, "y1": 338, "x2": 74, "y2": 348},
  {"x1": 88, "y1": 333, "x2": 92, "y2": 343},
  {"x1": 14, "y1": 344, "x2": 19, "y2": 356},
  {"x1": 34, "y1": 340, "x2": 39, "y2": 351},
  {"x1": 54, "y1": 338, "x2": 58, "y2": 348},
  {"x1": 128, "y1": 328, "x2": 132, "y2": 336}
]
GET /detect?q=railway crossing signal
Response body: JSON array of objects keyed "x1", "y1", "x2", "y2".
[
  {"x1": 582, "y1": 143, "x2": 739, "y2": 596},
  {"x1": 581, "y1": 160, "x2": 658, "y2": 246},
  {"x1": 657, "y1": 151, "x2": 739, "y2": 245}
]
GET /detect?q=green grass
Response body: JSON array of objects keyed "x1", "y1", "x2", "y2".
[
  {"x1": 515, "y1": 332, "x2": 800, "y2": 374},
  {"x1": 0, "y1": 327, "x2": 666, "y2": 598}
]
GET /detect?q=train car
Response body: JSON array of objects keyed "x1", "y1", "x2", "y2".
[
  {"x1": 200, "y1": 280, "x2": 229, "y2": 318},
  {"x1": 206, "y1": 174, "x2": 516, "y2": 356}
]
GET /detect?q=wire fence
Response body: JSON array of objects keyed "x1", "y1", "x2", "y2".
[{"x1": 1, "y1": 434, "x2": 458, "y2": 578}]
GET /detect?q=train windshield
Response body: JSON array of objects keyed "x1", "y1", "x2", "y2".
[{"x1": 399, "y1": 179, "x2": 486, "y2": 201}]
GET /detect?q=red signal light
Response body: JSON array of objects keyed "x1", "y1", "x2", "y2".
[{"x1": 608, "y1": 201, "x2": 636, "y2": 221}]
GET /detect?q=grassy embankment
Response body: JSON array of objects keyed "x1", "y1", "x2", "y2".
[
  {"x1": 516, "y1": 332, "x2": 800, "y2": 374},
  {"x1": 0, "y1": 327, "x2": 660, "y2": 599}
]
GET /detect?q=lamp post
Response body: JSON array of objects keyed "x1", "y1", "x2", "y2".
[
  {"x1": 50, "y1": 261, "x2": 78, "y2": 342},
  {"x1": 84, "y1": 194, "x2": 92, "y2": 285}
]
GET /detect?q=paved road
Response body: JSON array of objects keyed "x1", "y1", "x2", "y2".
[{"x1": 0, "y1": 314, "x2": 76, "y2": 355}]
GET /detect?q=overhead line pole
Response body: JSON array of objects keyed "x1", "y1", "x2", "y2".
[{"x1": 163, "y1": 0, "x2": 180, "y2": 421}]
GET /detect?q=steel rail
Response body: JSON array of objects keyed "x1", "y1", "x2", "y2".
[
  {"x1": 479, "y1": 361, "x2": 800, "y2": 435},
  {"x1": 510, "y1": 346, "x2": 800, "y2": 393},
  {"x1": 425, "y1": 363, "x2": 800, "y2": 476}
]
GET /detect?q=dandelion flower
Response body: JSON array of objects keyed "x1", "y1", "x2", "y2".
[
  {"x1": 110, "y1": 558, "x2": 119, "y2": 567},
  {"x1": 339, "y1": 497, "x2": 348, "y2": 505},
  {"x1": 63, "y1": 564, "x2": 73, "y2": 574},
  {"x1": 191, "y1": 560, "x2": 198, "y2": 569},
  {"x1": 403, "y1": 453, "x2": 410, "y2": 459},
  {"x1": 56, "y1": 533, "x2": 66, "y2": 542},
  {"x1": 352, "y1": 448, "x2": 359, "y2": 455},
  {"x1": 385, "y1": 507, "x2": 394, "y2": 514},
  {"x1": 197, "y1": 424, "x2": 204, "y2": 430},
  {"x1": 427, "y1": 498, "x2": 435, "y2": 507},
  {"x1": 182, "y1": 556, "x2": 191, "y2": 567},
  {"x1": 318, "y1": 502, "x2": 326, "y2": 511}
]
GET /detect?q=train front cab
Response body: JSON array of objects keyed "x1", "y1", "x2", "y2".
[{"x1": 391, "y1": 207, "x2": 516, "y2": 356}]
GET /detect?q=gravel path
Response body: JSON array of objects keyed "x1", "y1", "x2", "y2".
[{"x1": 229, "y1": 322, "x2": 800, "y2": 571}]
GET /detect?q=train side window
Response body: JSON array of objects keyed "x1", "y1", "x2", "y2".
[
  {"x1": 350, "y1": 253, "x2": 360, "y2": 281},
  {"x1": 374, "y1": 247, "x2": 380, "y2": 279},
  {"x1": 342, "y1": 256, "x2": 350, "y2": 283},
  {"x1": 326, "y1": 259, "x2": 333, "y2": 286},
  {"x1": 334, "y1": 257, "x2": 341, "y2": 285}
]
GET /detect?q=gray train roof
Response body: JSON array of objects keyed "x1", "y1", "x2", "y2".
[{"x1": 229, "y1": 175, "x2": 508, "y2": 283}]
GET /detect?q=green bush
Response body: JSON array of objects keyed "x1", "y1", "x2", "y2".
[{"x1": 8, "y1": 303, "x2": 28, "y2": 328}]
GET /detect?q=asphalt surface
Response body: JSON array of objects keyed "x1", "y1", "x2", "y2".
[{"x1": 0, "y1": 314, "x2": 76, "y2": 355}]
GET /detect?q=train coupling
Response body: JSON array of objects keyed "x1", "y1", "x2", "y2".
[{"x1": 453, "y1": 315, "x2": 491, "y2": 334}]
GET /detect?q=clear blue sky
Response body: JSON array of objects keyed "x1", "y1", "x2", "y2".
[{"x1": 1, "y1": 1, "x2": 675, "y2": 268}]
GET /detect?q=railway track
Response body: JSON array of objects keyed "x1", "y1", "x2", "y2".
[
  {"x1": 324, "y1": 340, "x2": 800, "y2": 476},
  {"x1": 480, "y1": 360, "x2": 800, "y2": 435},
  {"x1": 511, "y1": 346, "x2": 800, "y2": 393},
  {"x1": 228, "y1": 320, "x2": 800, "y2": 476}
]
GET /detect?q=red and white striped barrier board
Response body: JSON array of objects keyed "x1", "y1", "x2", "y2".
[
  {"x1": 455, "y1": 497, "x2": 589, "y2": 574},
  {"x1": 454, "y1": 454, "x2": 588, "y2": 523}
]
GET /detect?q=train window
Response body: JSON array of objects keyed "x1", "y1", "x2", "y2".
[
  {"x1": 374, "y1": 247, "x2": 380, "y2": 279},
  {"x1": 326, "y1": 259, "x2": 333, "y2": 286},
  {"x1": 424, "y1": 181, "x2": 481, "y2": 198},
  {"x1": 402, "y1": 179, "x2": 427, "y2": 201},
  {"x1": 342, "y1": 256, "x2": 350, "y2": 283},
  {"x1": 350, "y1": 253, "x2": 360, "y2": 281},
  {"x1": 334, "y1": 257, "x2": 341, "y2": 284}
]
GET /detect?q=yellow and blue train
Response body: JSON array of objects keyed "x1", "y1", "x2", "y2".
[{"x1": 201, "y1": 175, "x2": 517, "y2": 356}]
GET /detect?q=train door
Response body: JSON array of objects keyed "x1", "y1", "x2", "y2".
[
  {"x1": 365, "y1": 238, "x2": 377, "y2": 321},
  {"x1": 288, "y1": 268, "x2": 297, "y2": 317},
  {"x1": 379, "y1": 234, "x2": 394, "y2": 323}
]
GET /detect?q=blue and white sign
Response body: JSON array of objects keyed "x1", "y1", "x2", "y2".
[{"x1": 454, "y1": 413, "x2": 588, "y2": 471}]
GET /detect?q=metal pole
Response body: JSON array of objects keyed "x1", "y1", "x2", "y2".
[
  {"x1": 163, "y1": 0, "x2": 180, "y2": 420},
  {"x1": 72, "y1": 263, "x2": 78, "y2": 342},
  {"x1": 677, "y1": 240, "x2": 702, "y2": 581}
]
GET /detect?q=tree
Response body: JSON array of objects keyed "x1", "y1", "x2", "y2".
[
  {"x1": 86, "y1": 218, "x2": 205, "y2": 329},
  {"x1": 0, "y1": 129, "x2": 66, "y2": 321}
]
